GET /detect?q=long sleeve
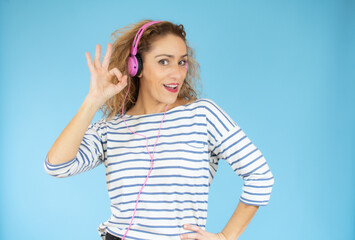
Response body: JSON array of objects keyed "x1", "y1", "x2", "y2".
[
  {"x1": 44, "y1": 119, "x2": 107, "y2": 178},
  {"x1": 204, "y1": 99, "x2": 274, "y2": 206}
]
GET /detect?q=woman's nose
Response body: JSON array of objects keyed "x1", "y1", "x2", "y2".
[{"x1": 170, "y1": 63, "x2": 184, "y2": 77}]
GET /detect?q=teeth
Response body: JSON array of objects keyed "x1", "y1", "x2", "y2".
[{"x1": 164, "y1": 84, "x2": 178, "y2": 89}]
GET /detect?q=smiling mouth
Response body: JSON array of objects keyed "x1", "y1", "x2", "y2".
[
  {"x1": 163, "y1": 84, "x2": 178, "y2": 89},
  {"x1": 163, "y1": 84, "x2": 179, "y2": 93}
]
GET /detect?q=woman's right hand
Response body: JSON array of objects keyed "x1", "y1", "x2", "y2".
[{"x1": 85, "y1": 43, "x2": 128, "y2": 105}]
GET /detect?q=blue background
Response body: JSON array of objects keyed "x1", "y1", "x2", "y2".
[{"x1": 0, "y1": 0, "x2": 354, "y2": 239}]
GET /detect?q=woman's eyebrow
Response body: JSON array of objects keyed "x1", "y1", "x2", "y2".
[{"x1": 155, "y1": 53, "x2": 188, "y2": 58}]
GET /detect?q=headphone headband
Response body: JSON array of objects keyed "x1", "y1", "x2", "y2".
[
  {"x1": 127, "y1": 21, "x2": 163, "y2": 77},
  {"x1": 130, "y1": 21, "x2": 163, "y2": 56}
]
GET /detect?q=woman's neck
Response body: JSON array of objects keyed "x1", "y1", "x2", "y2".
[{"x1": 126, "y1": 96, "x2": 184, "y2": 116}]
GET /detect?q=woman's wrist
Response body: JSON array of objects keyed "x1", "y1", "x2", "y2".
[
  {"x1": 84, "y1": 94, "x2": 105, "y2": 110},
  {"x1": 217, "y1": 232, "x2": 228, "y2": 240}
]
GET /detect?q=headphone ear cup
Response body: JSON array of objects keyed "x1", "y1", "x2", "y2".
[
  {"x1": 135, "y1": 54, "x2": 143, "y2": 77},
  {"x1": 127, "y1": 55, "x2": 138, "y2": 77}
]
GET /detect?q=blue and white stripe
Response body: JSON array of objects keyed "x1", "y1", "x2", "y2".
[{"x1": 44, "y1": 98, "x2": 274, "y2": 240}]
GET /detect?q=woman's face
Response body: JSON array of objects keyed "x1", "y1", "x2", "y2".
[{"x1": 138, "y1": 33, "x2": 188, "y2": 105}]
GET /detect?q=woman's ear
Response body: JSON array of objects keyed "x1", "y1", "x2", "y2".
[{"x1": 137, "y1": 53, "x2": 144, "y2": 79}]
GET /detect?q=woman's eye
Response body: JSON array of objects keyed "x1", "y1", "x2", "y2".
[
  {"x1": 159, "y1": 59, "x2": 168, "y2": 65},
  {"x1": 158, "y1": 59, "x2": 187, "y2": 66}
]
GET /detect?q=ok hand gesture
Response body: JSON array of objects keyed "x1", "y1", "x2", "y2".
[{"x1": 85, "y1": 43, "x2": 128, "y2": 105}]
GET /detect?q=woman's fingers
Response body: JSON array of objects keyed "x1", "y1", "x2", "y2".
[
  {"x1": 85, "y1": 52, "x2": 94, "y2": 73},
  {"x1": 88, "y1": 43, "x2": 112, "y2": 70},
  {"x1": 109, "y1": 68, "x2": 123, "y2": 81},
  {"x1": 121, "y1": 75, "x2": 128, "y2": 86},
  {"x1": 115, "y1": 75, "x2": 128, "y2": 91},
  {"x1": 85, "y1": 45, "x2": 128, "y2": 101},
  {"x1": 94, "y1": 44, "x2": 101, "y2": 67},
  {"x1": 101, "y1": 43, "x2": 112, "y2": 69},
  {"x1": 111, "y1": 68, "x2": 128, "y2": 88}
]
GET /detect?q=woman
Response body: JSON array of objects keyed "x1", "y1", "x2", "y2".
[{"x1": 44, "y1": 19, "x2": 274, "y2": 240}]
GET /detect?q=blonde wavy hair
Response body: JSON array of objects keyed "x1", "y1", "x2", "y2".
[{"x1": 100, "y1": 19, "x2": 203, "y2": 121}]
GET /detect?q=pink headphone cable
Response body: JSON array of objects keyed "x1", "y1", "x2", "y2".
[{"x1": 120, "y1": 76, "x2": 169, "y2": 240}]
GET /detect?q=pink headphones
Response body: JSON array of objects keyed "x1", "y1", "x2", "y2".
[{"x1": 127, "y1": 20, "x2": 188, "y2": 77}]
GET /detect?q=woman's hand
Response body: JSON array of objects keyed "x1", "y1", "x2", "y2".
[
  {"x1": 85, "y1": 43, "x2": 128, "y2": 105},
  {"x1": 180, "y1": 224, "x2": 228, "y2": 240}
]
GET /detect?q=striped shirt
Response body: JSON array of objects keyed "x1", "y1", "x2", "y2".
[{"x1": 44, "y1": 98, "x2": 274, "y2": 240}]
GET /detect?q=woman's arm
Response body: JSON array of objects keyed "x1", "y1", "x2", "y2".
[
  {"x1": 47, "y1": 95, "x2": 101, "y2": 165},
  {"x1": 204, "y1": 99, "x2": 274, "y2": 239},
  {"x1": 47, "y1": 43, "x2": 127, "y2": 165},
  {"x1": 220, "y1": 201, "x2": 259, "y2": 240}
]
